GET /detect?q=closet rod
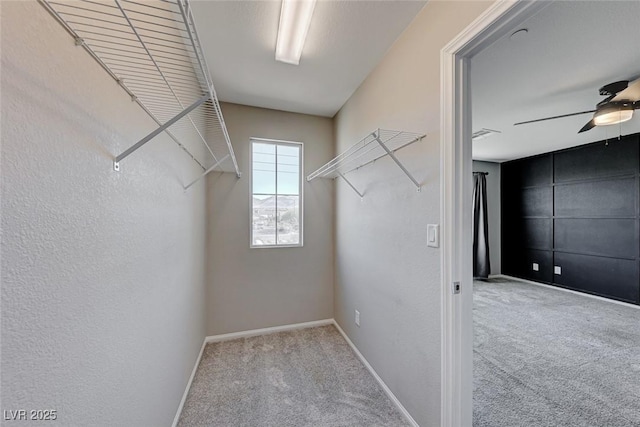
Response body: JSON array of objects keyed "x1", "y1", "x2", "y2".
[{"x1": 40, "y1": 0, "x2": 241, "y2": 183}]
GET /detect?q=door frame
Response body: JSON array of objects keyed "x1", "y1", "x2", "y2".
[{"x1": 440, "y1": 1, "x2": 551, "y2": 425}]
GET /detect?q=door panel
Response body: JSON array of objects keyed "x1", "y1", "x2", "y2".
[
  {"x1": 554, "y1": 218, "x2": 637, "y2": 259},
  {"x1": 553, "y1": 252, "x2": 639, "y2": 303},
  {"x1": 554, "y1": 136, "x2": 638, "y2": 183},
  {"x1": 554, "y1": 178, "x2": 636, "y2": 218}
]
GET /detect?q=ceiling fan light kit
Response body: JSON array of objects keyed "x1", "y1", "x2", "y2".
[
  {"x1": 593, "y1": 105, "x2": 634, "y2": 126},
  {"x1": 514, "y1": 77, "x2": 640, "y2": 133}
]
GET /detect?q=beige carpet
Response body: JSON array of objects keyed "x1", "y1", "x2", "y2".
[
  {"x1": 177, "y1": 325, "x2": 410, "y2": 427},
  {"x1": 474, "y1": 278, "x2": 640, "y2": 427}
]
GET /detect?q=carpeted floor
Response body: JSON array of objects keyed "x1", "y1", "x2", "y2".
[
  {"x1": 474, "y1": 277, "x2": 640, "y2": 427},
  {"x1": 177, "y1": 325, "x2": 410, "y2": 427}
]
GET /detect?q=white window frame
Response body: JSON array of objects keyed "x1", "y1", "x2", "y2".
[{"x1": 249, "y1": 138, "x2": 304, "y2": 249}]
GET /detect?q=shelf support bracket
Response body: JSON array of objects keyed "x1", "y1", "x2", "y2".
[
  {"x1": 373, "y1": 133, "x2": 421, "y2": 191},
  {"x1": 114, "y1": 93, "x2": 211, "y2": 169},
  {"x1": 338, "y1": 172, "x2": 364, "y2": 199},
  {"x1": 183, "y1": 154, "x2": 230, "y2": 191}
]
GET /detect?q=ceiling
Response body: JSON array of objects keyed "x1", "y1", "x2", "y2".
[
  {"x1": 472, "y1": 0, "x2": 640, "y2": 162},
  {"x1": 190, "y1": 1, "x2": 425, "y2": 117}
]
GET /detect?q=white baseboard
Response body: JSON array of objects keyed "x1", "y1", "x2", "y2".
[
  {"x1": 332, "y1": 320, "x2": 419, "y2": 427},
  {"x1": 204, "y1": 319, "x2": 334, "y2": 343},
  {"x1": 491, "y1": 274, "x2": 640, "y2": 310},
  {"x1": 172, "y1": 338, "x2": 206, "y2": 427},
  {"x1": 172, "y1": 318, "x2": 418, "y2": 427}
]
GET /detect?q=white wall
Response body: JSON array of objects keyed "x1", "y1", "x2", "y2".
[
  {"x1": 333, "y1": 2, "x2": 492, "y2": 426},
  {"x1": 205, "y1": 102, "x2": 334, "y2": 335},
  {"x1": 473, "y1": 161, "x2": 501, "y2": 275},
  {"x1": 1, "y1": 3, "x2": 207, "y2": 425}
]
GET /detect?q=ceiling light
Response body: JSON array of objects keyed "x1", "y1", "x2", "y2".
[
  {"x1": 275, "y1": 0, "x2": 317, "y2": 65},
  {"x1": 593, "y1": 105, "x2": 634, "y2": 126}
]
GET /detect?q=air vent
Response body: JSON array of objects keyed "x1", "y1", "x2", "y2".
[{"x1": 472, "y1": 128, "x2": 501, "y2": 141}]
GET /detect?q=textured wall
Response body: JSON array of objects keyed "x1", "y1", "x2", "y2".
[
  {"x1": 473, "y1": 161, "x2": 501, "y2": 275},
  {"x1": 1, "y1": 2, "x2": 207, "y2": 425},
  {"x1": 205, "y1": 103, "x2": 334, "y2": 335},
  {"x1": 333, "y1": 2, "x2": 492, "y2": 426}
]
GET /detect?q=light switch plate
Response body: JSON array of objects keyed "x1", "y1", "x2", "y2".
[
  {"x1": 532, "y1": 263, "x2": 539, "y2": 271},
  {"x1": 427, "y1": 224, "x2": 439, "y2": 248},
  {"x1": 554, "y1": 266, "x2": 562, "y2": 275}
]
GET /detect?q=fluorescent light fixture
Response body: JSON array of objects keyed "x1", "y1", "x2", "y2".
[
  {"x1": 593, "y1": 106, "x2": 634, "y2": 126},
  {"x1": 275, "y1": 0, "x2": 317, "y2": 65}
]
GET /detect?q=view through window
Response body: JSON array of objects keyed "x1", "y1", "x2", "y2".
[{"x1": 251, "y1": 139, "x2": 302, "y2": 247}]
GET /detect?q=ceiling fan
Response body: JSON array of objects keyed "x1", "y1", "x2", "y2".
[{"x1": 514, "y1": 77, "x2": 640, "y2": 133}]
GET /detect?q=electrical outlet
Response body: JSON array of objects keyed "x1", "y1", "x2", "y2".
[
  {"x1": 554, "y1": 266, "x2": 562, "y2": 275},
  {"x1": 355, "y1": 309, "x2": 360, "y2": 327},
  {"x1": 532, "y1": 263, "x2": 539, "y2": 271}
]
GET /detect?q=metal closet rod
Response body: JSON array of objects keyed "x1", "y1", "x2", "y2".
[
  {"x1": 40, "y1": 0, "x2": 239, "y2": 180},
  {"x1": 308, "y1": 130, "x2": 423, "y2": 179},
  {"x1": 39, "y1": 0, "x2": 210, "y2": 172},
  {"x1": 68, "y1": 19, "x2": 193, "y2": 43},
  {"x1": 308, "y1": 130, "x2": 398, "y2": 179},
  {"x1": 121, "y1": 0, "x2": 179, "y2": 15},
  {"x1": 55, "y1": 3, "x2": 190, "y2": 33},
  {"x1": 112, "y1": 0, "x2": 220, "y2": 166},
  {"x1": 85, "y1": 37, "x2": 199, "y2": 61},
  {"x1": 306, "y1": 129, "x2": 425, "y2": 198},
  {"x1": 72, "y1": 25, "x2": 190, "y2": 48}
]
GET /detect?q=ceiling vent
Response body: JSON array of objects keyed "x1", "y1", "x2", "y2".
[{"x1": 472, "y1": 128, "x2": 501, "y2": 141}]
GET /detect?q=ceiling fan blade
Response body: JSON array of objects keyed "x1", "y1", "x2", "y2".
[
  {"x1": 514, "y1": 110, "x2": 596, "y2": 126},
  {"x1": 599, "y1": 80, "x2": 629, "y2": 96},
  {"x1": 612, "y1": 77, "x2": 640, "y2": 102},
  {"x1": 578, "y1": 119, "x2": 596, "y2": 133}
]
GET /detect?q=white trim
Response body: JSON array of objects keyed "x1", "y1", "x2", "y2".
[
  {"x1": 249, "y1": 138, "x2": 304, "y2": 249},
  {"x1": 491, "y1": 274, "x2": 640, "y2": 310},
  {"x1": 439, "y1": 1, "x2": 550, "y2": 426},
  {"x1": 204, "y1": 319, "x2": 333, "y2": 343},
  {"x1": 332, "y1": 320, "x2": 419, "y2": 427},
  {"x1": 172, "y1": 339, "x2": 207, "y2": 427}
]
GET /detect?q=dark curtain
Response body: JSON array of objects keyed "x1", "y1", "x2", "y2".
[{"x1": 473, "y1": 172, "x2": 491, "y2": 278}]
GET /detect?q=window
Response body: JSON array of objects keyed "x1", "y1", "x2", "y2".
[{"x1": 251, "y1": 139, "x2": 303, "y2": 247}]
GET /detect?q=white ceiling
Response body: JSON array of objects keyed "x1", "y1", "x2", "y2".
[
  {"x1": 190, "y1": 0, "x2": 426, "y2": 117},
  {"x1": 472, "y1": 0, "x2": 640, "y2": 163}
]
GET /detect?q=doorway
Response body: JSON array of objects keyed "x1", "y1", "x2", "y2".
[
  {"x1": 443, "y1": 0, "x2": 640, "y2": 425},
  {"x1": 440, "y1": 1, "x2": 549, "y2": 425}
]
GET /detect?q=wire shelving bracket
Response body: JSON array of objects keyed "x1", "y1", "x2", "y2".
[
  {"x1": 40, "y1": 0, "x2": 241, "y2": 188},
  {"x1": 307, "y1": 129, "x2": 425, "y2": 198}
]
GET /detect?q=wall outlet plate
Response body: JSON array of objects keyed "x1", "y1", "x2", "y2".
[
  {"x1": 355, "y1": 310, "x2": 360, "y2": 327},
  {"x1": 532, "y1": 263, "x2": 539, "y2": 271},
  {"x1": 554, "y1": 266, "x2": 562, "y2": 275}
]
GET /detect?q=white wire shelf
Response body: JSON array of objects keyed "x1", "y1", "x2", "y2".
[
  {"x1": 307, "y1": 129, "x2": 425, "y2": 197},
  {"x1": 39, "y1": 0, "x2": 240, "y2": 188}
]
